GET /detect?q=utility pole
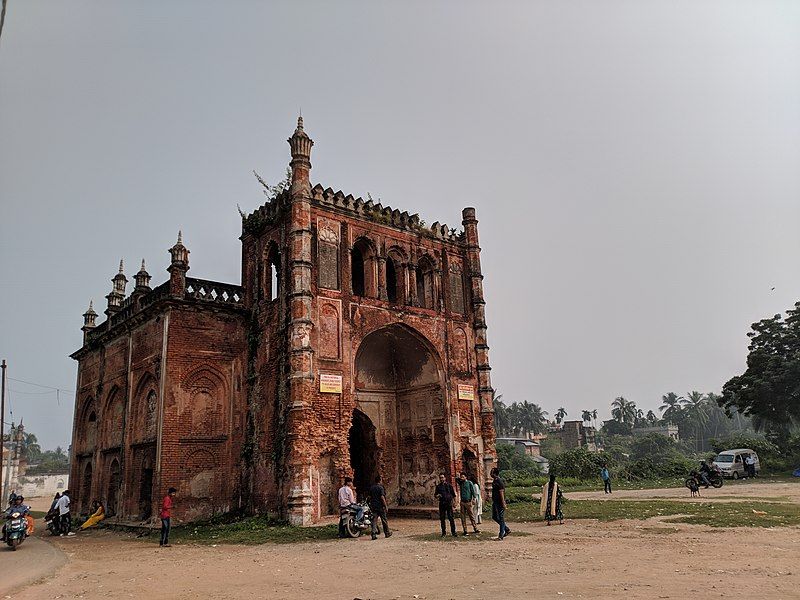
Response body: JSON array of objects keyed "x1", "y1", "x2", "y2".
[{"x1": 0, "y1": 359, "x2": 6, "y2": 503}]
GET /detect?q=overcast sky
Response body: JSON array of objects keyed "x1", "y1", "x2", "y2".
[{"x1": 1, "y1": 1, "x2": 799, "y2": 450}]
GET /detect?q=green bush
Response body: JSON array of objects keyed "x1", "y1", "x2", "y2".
[{"x1": 549, "y1": 447, "x2": 610, "y2": 479}]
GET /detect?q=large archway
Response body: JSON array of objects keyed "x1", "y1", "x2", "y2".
[{"x1": 352, "y1": 324, "x2": 451, "y2": 507}]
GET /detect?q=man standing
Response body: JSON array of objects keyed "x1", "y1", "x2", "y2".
[
  {"x1": 434, "y1": 473, "x2": 457, "y2": 537},
  {"x1": 491, "y1": 468, "x2": 511, "y2": 540},
  {"x1": 601, "y1": 464, "x2": 612, "y2": 494},
  {"x1": 457, "y1": 472, "x2": 480, "y2": 535},
  {"x1": 368, "y1": 475, "x2": 391, "y2": 540},
  {"x1": 744, "y1": 454, "x2": 756, "y2": 478},
  {"x1": 55, "y1": 489, "x2": 74, "y2": 536},
  {"x1": 159, "y1": 487, "x2": 177, "y2": 547}
]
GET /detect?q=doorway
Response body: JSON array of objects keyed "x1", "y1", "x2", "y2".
[
  {"x1": 138, "y1": 461, "x2": 154, "y2": 520},
  {"x1": 348, "y1": 410, "x2": 378, "y2": 501}
]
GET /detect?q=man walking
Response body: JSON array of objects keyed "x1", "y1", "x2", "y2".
[
  {"x1": 159, "y1": 487, "x2": 177, "y2": 547},
  {"x1": 491, "y1": 468, "x2": 511, "y2": 541},
  {"x1": 601, "y1": 463, "x2": 612, "y2": 494},
  {"x1": 55, "y1": 489, "x2": 74, "y2": 536},
  {"x1": 457, "y1": 472, "x2": 480, "y2": 535},
  {"x1": 368, "y1": 475, "x2": 391, "y2": 540},
  {"x1": 434, "y1": 473, "x2": 457, "y2": 537}
]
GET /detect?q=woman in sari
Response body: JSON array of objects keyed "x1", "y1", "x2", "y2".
[
  {"x1": 80, "y1": 500, "x2": 106, "y2": 530},
  {"x1": 539, "y1": 473, "x2": 564, "y2": 525}
]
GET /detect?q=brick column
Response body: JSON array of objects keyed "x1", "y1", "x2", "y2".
[
  {"x1": 462, "y1": 207, "x2": 496, "y2": 489},
  {"x1": 286, "y1": 117, "x2": 315, "y2": 525}
]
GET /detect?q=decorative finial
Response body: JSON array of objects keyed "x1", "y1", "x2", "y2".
[
  {"x1": 297, "y1": 114, "x2": 304, "y2": 131},
  {"x1": 89, "y1": 299, "x2": 94, "y2": 311},
  {"x1": 141, "y1": 258, "x2": 146, "y2": 270},
  {"x1": 119, "y1": 259, "x2": 124, "y2": 273},
  {"x1": 177, "y1": 230, "x2": 182, "y2": 244}
]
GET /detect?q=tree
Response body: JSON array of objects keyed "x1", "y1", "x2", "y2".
[
  {"x1": 581, "y1": 410, "x2": 592, "y2": 424},
  {"x1": 645, "y1": 410, "x2": 658, "y2": 426},
  {"x1": 20, "y1": 432, "x2": 41, "y2": 462},
  {"x1": 611, "y1": 397, "x2": 637, "y2": 427},
  {"x1": 492, "y1": 392, "x2": 511, "y2": 436},
  {"x1": 591, "y1": 409, "x2": 598, "y2": 429},
  {"x1": 555, "y1": 407, "x2": 567, "y2": 425},
  {"x1": 659, "y1": 392, "x2": 684, "y2": 425},
  {"x1": 720, "y1": 303, "x2": 800, "y2": 446},
  {"x1": 683, "y1": 391, "x2": 710, "y2": 451}
]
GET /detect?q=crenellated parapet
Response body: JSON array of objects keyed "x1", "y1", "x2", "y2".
[{"x1": 240, "y1": 183, "x2": 466, "y2": 243}]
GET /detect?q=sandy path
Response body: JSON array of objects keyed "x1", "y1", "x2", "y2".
[{"x1": 10, "y1": 513, "x2": 800, "y2": 600}]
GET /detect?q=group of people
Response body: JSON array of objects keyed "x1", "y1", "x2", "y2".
[{"x1": 338, "y1": 468, "x2": 567, "y2": 542}]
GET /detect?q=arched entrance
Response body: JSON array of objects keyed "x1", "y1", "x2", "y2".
[
  {"x1": 138, "y1": 454, "x2": 154, "y2": 520},
  {"x1": 353, "y1": 324, "x2": 451, "y2": 507},
  {"x1": 349, "y1": 409, "x2": 378, "y2": 500}
]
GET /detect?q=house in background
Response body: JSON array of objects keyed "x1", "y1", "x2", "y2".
[{"x1": 632, "y1": 425, "x2": 680, "y2": 441}]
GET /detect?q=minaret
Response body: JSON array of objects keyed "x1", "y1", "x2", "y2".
[
  {"x1": 105, "y1": 260, "x2": 127, "y2": 316},
  {"x1": 167, "y1": 231, "x2": 190, "y2": 298},
  {"x1": 82, "y1": 300, "x2": 98, "y2": 343},
  {"x1": 462, "y1": 207, "x2": 497, "y2": 486},
  {"x1": 134, "y1": 259, "x2": 152, "y2": 292},
  {"x1": 285, "y1": 116, "x2": 315, "y2": 525}
]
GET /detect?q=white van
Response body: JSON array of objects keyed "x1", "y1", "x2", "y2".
[{"x1": 713, "y1": 448, "x2": 760, "y2": 479}]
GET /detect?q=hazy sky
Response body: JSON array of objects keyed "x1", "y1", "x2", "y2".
[{"x1": 1, "y1": 1, "x2": 799, "y2": 450}]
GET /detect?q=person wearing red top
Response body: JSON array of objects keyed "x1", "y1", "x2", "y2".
[{"x1": 159, "y1": 487, "x2": 177, "y2": 547}]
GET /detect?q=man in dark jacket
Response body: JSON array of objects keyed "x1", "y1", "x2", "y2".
[
  {"x1": 368, "y1": 475, "x2": 392, "y2": 540},
  {"x1": 434, "y1": 473, "x2": 457, "y2": 537}
]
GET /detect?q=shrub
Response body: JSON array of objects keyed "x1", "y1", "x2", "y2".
[{"x1": 549, "y1": 447, "x2": 609, "y2": 480}]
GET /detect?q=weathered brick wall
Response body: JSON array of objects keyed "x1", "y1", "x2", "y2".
[{"x1": 159, "y1": 305, "x2": 247, "y2": 522}]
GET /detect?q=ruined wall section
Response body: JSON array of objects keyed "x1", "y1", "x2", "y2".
[{"x1": 159, "y1": 305, "x2": 247, "y2": 522}]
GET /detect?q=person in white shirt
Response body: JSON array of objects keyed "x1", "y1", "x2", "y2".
[
  {"x1": 471, "y1": 477, "x2": 482, "y2": 524},
  {"x1": 55, "y1": 490, "x2": 75, "y2": 536},
  {"x1": 337, "y1": 477, "x2": 363, "y2": 523}
]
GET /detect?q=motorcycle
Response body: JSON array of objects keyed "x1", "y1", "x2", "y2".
[
  {"x1": 45, "y1": 509, "x2": 60, "y2": 536},
  {"x1": 686, "y1": 467, "x2": 724, "y2": 490},
  {"x1": 339, "y1": 501, "x2": 373, "y2": 538},
  {"x1": 5, "y1": 511, "x2": 29, "y2": 550}
]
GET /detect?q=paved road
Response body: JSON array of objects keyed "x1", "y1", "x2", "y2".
[{"x1": 0, "y1": 525, "x2": 66, "y2": 596}]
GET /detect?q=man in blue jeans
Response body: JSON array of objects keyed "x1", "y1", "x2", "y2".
[
  {"x1": 491, "y1": 468, "x2": 511, "y2": 541},
  {"x1": 160, "y1": 487, "x2": 177, "y2": 547}
]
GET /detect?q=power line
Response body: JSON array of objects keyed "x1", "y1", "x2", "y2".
[{"x1": 7, "y1": 377, "x2": 74, "y2": 395}]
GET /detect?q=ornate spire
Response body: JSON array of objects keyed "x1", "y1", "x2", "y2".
[
  {"x1": 168, "y1": 231, "x2": 189, "y2": 267},
  {"x1": 134, "y1": 258, "x2": 151, "y2": 291},
  {"x1": 112, "y1": 259, "x2": 128, "y2": 295},
  {"x1": 288, "y1": 115, "x2": 313, "y2": 190},
  {"x1": 82, "y1": 299, "x2": 98, "y2": 330}
]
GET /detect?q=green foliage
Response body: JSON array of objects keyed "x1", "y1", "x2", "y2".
[
  {"x1": 629, "y1": 432, "x2": 677, "y2": 461},
  {"x1": 25, "y1": 446, "x2": 69, "y2": 474},
  {"x1": 539, "y1": 436, "x2": 563, "y2": 459},
  {"x1": 492, "y1": 393, "x2": 547, "y2": 437},
  {"x1": 549, "y1": 447, "x2": 608, "y2": 480},
  {"x1": 496, "y1": 444, "x2": 542, "y2": 486},
  {"x1": 720, "y1": 302, "x2": 800, "y2": 445}
]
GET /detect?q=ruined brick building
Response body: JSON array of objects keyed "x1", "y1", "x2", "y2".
[{"x1": 70, "y1": 119, "x2": 496, "y2": 524}]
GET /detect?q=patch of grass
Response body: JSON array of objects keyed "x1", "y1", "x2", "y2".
[
  {"x1": 164, "y1": 516, "x2": 340, "y2": 545},
  {"x1": 504, "y1": 498, "x2": 800, "y2": 528},
  {"x1": 29, "y1": 511, "x2": 46, "y2": 520}
]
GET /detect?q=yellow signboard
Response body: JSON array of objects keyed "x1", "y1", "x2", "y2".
[
  {"x1": 457, "y1": 384, "x2": 475, "y2": 401},
  {"x1": 320, "y1": 373, "x2": 343, "y2": 394}
]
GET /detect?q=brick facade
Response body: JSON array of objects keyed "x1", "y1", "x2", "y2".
[{"x1": 70, "y1": 119, "x2": 496, "y2": 524}]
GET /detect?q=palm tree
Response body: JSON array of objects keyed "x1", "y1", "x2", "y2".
[
  {"x1": 683, "y1": 391, "x2": 710, "y2": 451},
  {"x1": 555, "y1": 407, "x2": 568, "y2": 425},
  {"x1": 611, "y1": 397, "x2": 637, "y2": 427},
  {"x1": 516, "y1": 401, "x2": 548, "y2": 436},
  {"x1": 645, "y1": 410, "x2": 658, "y2": 426},
  {"x1": 659, "y1": 392, "x2": 684, "y2": 424},
  {"x1": 591, "y1": 409, "x2": 598, "y2": 429},
  {"x1": 20, "y1": 432, "x2": 41, "y2": 462},
  {"x1": 581, "y1": 410, "x2": 592, "y2": 424},
  {"x1": 492, "y1": 392, "x2": 511, "y2": 436}
]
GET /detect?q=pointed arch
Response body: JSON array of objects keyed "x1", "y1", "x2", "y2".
[
  {"x1": 351, "y1": 236, "x2": 377, "y2": 297},
  {"x1": 415, "y1": 254, "x2": 437, "y2": 310}
]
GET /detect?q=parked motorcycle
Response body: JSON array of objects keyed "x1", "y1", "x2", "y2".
[
  {"x1": 686, "y1": 467, "x2": 724, "y2": 490},
  {"x1": 339, "y1": 502, "x2": 373, "y2": 538},
  {"x1": 4, "y1": 511, "x2": 29, "y2": 550}
]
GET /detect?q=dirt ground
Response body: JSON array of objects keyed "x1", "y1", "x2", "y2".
[{"x1": 8, "y1": 482, "x2": 800, "y2": 600}]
